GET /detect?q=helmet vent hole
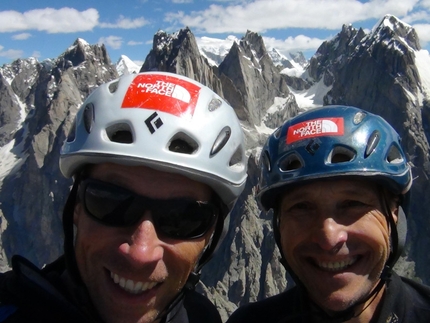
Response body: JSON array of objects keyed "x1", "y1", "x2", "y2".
[
  {"x1": 229, "y1": 147, "x2": 243, "y2": 167},
  {"x1": 365, "y1": 130, "x2": 380, "y2": 158},
  {"x1": 387, "y1": 145, "x2": 404, "y2": 164},
  {"x1": 279, "y1": 154, "x2": 303, "y2": 171},
  {"x1": 168, "y1": 133, "x2": 198, "y2": 154},
  {"x1": 108, "y1": 81, "x2": 119, "y2": 93},
  {"x1": 273, "y1": 127, "x2": 282, "y2": 139},
  {"x1": 211, "y1": 126, "x2": 231, "y2": 156},
  {"x1": 328, "y1": 146, "x2": 356, "y2": 163},
  {"x1": 262, "y1": 151, "x2": 271, "y2": 172},
  {"x1": 106, "y1": 123, "x2": 134, "y2": 144},
  {"x1": 66, "y1": 118, "x2": 77, "y2": 143}
]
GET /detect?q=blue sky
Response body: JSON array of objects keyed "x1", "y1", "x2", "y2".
[{"x1": 1, "y1": 0, "x2": 430, "y2": 66}]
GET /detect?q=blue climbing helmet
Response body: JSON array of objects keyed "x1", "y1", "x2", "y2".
[{"x1": 257, "y1": 105, "x2": 412, "y2": 211}]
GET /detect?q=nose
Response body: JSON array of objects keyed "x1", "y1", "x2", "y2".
[
  {"x1": 118, "y1": 212, "x2": 164, "y2": 264},
  {"x1": 312, "y1": 216, "x2": 348, "y2": 252}
]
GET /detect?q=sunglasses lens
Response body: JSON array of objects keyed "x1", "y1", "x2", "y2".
[
  {"x1": 154, "y1": 201, "x2": 217, "y2": 239},
  {"x1": 84, "y1": 181, "x2": 141, "y2": 226},
  {"x1": 81, "y1": 179, "x2": 218, "y2": 239}
]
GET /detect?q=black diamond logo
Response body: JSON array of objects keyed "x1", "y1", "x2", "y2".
[
  {"x1": 305, "y1": 139, "x2": 320, "y2": 155},
  {"x1": 145, "y1": 112, "x2": 164, "y2": 134}
]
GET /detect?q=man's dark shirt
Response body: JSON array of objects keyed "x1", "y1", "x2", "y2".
[
  {"x1": 227, "y1": 272, "x2": 430, "y2": 323},
  {"x1": 0, "y1": 255, "x2": 221, "y2": 323}
]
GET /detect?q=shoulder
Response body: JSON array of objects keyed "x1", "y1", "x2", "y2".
[
  {"x1": 388, "y1": 274, "x2": 430, "y2": 322},
  {"x1": 0, "y1": 304, "x2": 18, "y2": 323},
  {"x1": 0, "y1": 269, "x2": 20, "y2": 322},
  {"x1": 183, "y1": 290, "x2": 222, "y2": 323},
  {"x1": 227, "y1": 289, "x2": 298, "y2": 323},
  {"x1": 0, "y1": 256, "x2": 91, "y2": 323},
  {"x1": 400, "y1": 276, "x2": 430, "y2": 307}
]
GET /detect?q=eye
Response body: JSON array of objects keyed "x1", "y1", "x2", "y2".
[
  {"x1": 281, "y1": 201, "x2": 314, "y2": 220},
  {"x1": 283, "y1": 201, "x2": 312, "y2": 213},
  {"x1": 338, "y1": 200, "x2": 367, "y2": 209},
  {"x1": 289, "y1": 202, "x2": 312, "y2": 211}
]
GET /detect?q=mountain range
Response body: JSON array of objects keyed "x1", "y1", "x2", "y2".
[{"x1": 0, "y1": 14, "x2": 429, "y2": 322}]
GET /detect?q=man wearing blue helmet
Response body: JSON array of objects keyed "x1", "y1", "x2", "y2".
[{"x1": 228, "y1": 106, "x2": 430, "y2": 322}]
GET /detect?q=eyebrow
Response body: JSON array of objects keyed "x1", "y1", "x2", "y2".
[{"x1": 282, "y1": 185, "x2": 377, "y2": 200}]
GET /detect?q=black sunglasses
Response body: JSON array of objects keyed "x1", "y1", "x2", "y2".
[{"x1": 78, "y1": 178, "x2": 219, "y2": 240}]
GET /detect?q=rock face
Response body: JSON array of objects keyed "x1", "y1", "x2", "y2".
[
  {"x1": 0, "y1": 14, "x2": 429, "y2": 323},
  {"x1": 0, "y1": 39, "x2": 118, "y2": 270}
]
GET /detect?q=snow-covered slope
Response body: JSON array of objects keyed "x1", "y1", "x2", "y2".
[{"x1": 116, "y1": 55, "x2": 141, "y2": 75}]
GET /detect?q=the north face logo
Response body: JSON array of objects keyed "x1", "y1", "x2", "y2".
[
  {"x1": 287, "y1": 117, "x2": 344, "y2": 144},
  {"x1": 121, "y1": 74, "x2": 201, "y2": 117}
]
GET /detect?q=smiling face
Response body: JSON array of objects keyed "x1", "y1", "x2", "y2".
[
  {"x1": 278, "y1": 179, "x2": 396, "y2": 315},
  {"x1": 73, "y1": 163, "x2": 215, "y2": 323}
]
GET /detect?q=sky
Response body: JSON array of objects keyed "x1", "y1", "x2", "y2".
[{"x1": 0, "y1": 0, "x2": 430, "y2": 67}]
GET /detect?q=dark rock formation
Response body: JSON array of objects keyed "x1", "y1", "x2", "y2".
[{"x1": 0, "y1": 39, "x2": 118, "y2": 269}]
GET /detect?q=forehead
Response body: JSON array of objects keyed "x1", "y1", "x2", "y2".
[
  {"x1": 85, "y1": 163, "x2": 212, "y2": 200},
  {"x1": 280, "y1": 178, "x2": 380, "y2": 201}
]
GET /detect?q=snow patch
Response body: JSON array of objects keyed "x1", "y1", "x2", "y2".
[
  {"x1": 415, "y1": 50, "x2": 430, "y2": 102},
  {"x1": 116, "y1": 55, "x2": 141, "y2": 76},
  {"x1": 287, "y1": 78, "x2": 331, "y2": 110}
]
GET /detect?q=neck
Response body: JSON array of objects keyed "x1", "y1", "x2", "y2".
[
  {"x1": 342, "y1": 285, "x2": 385, "y2": 323},
  {"x1": 314, "y1": 283, "x2": 386, "y2": 323}
]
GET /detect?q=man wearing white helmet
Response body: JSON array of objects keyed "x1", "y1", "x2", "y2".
[
  {"x1": 0, "y1": 72, "x2": 247, "y2": 323},
  {"x1": 228, "y1": 106, "x2": 430, "y2": 323}
]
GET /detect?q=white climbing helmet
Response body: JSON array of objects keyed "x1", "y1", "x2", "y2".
[{"x1": 60, "y1": 71, "x2": 247, "y2": 210}]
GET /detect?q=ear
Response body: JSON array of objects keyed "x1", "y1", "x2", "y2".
[
  {"x1": 395, "y1": 206, "x2": 408, "y2": 255},
  {"x1": 391, "y1": 206, "x2": 398, "y2": 224},
  {"x1": 73, "y1": 203, "x2": 82, "y2": 225}
]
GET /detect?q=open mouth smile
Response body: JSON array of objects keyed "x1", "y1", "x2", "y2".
[
  {"x1": 316, "y1": 256, "x2": 359, "y2": 272},
  {"x1": 110, "y1": 271, "x2": 159, "y2": 294}
]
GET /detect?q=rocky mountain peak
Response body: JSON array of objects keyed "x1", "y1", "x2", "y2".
[
  {"x1": 116, "y1": 55, "x2": 140, "y2": 75},
  {"x1": 241, "y1": 30, "x2": 267, "y2": 60},
  {"x1": 306, "y1": 23, "x2": 365, "y2": 83},
  {"x1": 59, "y1": 37, "x2": 111, "y2": 68},
  {"x1": 141, "y1": 27, "x2": 223, "y2": 96},
  {"x1": 369, "y1": 14, "x2": 421, "y2": 51},
  {"x1": 218, "y1": 30, "x2": 297, "y2": 128}
]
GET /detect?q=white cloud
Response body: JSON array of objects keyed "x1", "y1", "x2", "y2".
[
  {"x1": 12, "y1": 33, "x2": 32, "y2": 40},
  {"x1": 263, "y1": 35, "x2": 326, "y2": 54},
  {"x1": 165, "y1": 0, "x2": 420, "y2": 33},
  {"x1": 420, "y1": 0, "x2": 430, "y2": 9},
  {"x1": 0, "y1": 8, "x2": 99, "y2": 33},
  {"x1": 127, "y1": 40, "x2": 144, "y2": 45},
  {"x1": 98, "y1": 36, "x2": 123, "y2": 50},
  {"x1": 99, "y1": 15, "x2": 149, "y2": 29},
  {"x1": 402, "y1": 10, "x2": 430, "y2": 23},
  {"x1": 0, "y1": 48, "x2": 24, "y2": 59},
  {"x1": 31, "y1": 51, "x2": 41, "y2": 59},
  {"x1": 413, "y1": 23, "x2": 430, "y2": 45}
]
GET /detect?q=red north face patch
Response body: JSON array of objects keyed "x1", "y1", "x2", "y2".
[
  {"x1": 287, "y1": 117, "x2": 344, "y2": 144},
  {"x1": 121, "y1": 74, "x2": 201, "y2": 117}
]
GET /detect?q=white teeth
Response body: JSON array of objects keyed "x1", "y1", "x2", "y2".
[
  {"x1": 318, "y1": 257, "x2": 357, "y2": 271},
  {"x1": 110, "y1": 272, "x2": 158, "y2": 294}
]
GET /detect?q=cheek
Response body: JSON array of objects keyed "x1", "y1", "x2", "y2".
[
  {"x1": 73, "y1": 205, "x2": 109, "y2": 273},
  {"x1": 278, "y1": 218, "x2": 301, "y2": 262},
  {"x1": 358, "y1": 211, "x2": 392, "y2": 264},
  {"x1": 163, "y1": 239, "x2": 207, "y2": 286},
  {"x1": 357, "y1": 211, "x2": 391, "y2": 250},
  {"x1": 168, "y1": 239, "x2": 206, "y2": 269}
]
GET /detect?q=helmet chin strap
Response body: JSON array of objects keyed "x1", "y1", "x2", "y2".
[
  {"x1": 155, "y1": 215, "x2": 226, "y2": 322},
  {"x1": 273, "y1": 195, "x2": 406, "y2": 323}
]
